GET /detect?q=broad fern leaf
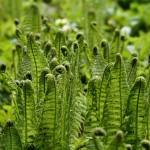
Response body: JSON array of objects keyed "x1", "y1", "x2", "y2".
[
  {"x1": 127, "y1": 57, "x2": 138, "y2": 88},
  {"x1": 110, "y1": 29, "x2": 121, "y2": 62},
  {"x1": 36, "y1": 74, "x2": 56, "y2": 150},
  {"x1": 27, "y1": 33, "x2": 48, "y2": 101},
  {"x1": 106, "y1": 130, "x2": 125, "y2": 150},
  {"x1": 22, "y1": 80, "x2": 36, "y2": 144},
  {"x1": 98, "y1": 63, "x2": 112, "y2": 124},
  {"x1": 2, "y1": 121, "x2": 22, "y2": 150},
  {"x1": 86, "y1": 76, "x2": 101, "y2": 132},
  {"x1": 91, "y1": 46, "x2": 107, "y2": 78},
  {"x1": 54, "y1": 31, "x2": 66, "y2": 63},
  {"x1": 102, "y1": 54, "x2": 129, "y2": 139},
  {"x1": 21, "y1": 2, "x2": 41, "y2": 34},
  {"x1": 125, "y1": 76, "x2": 147, "y2": 149}
]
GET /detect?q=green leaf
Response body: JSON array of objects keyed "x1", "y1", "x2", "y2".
[
  {"x1": 27, "y1": 33, "x2": 48, "y2": 101},
  {"x1": 36, "y1": 74, "x2": 56, "y2": 150},
  {"x1": 22, "y1": 80, "x2": 36, "y2": 145},
  {"x1": 91, "y1": 46, "x2": 107, "y2": 78},
  {"x1": 110, "y1": 29, "x2": 121, "y2": 62},
  {"x1": 106, "y1": 130, "x2": 125, "y2": 150},
  {"x1": 21, "y1": 2, "x2": 41, "y2": 34},
  {"x1": 98, "y1": 63, "x2": 112, "y2": 124},
  {"x1": 2, "y1": 121, "x2": 22, "y2": 150},
  {"x1": 127, "y1": 57, "x2": 138, "y2": 88},
  {"x1": 86, "y1": 76, "x2": 101, "y2": 131},
  {"x1": 54, "y1": 31, "x2": 66, "y2": 63},
  {"x1": 102, "y1": 54, "x2": 129, "y2": 139},
  {"x1": 125, "y1": 76, "x2": 146, "y2": 149}
]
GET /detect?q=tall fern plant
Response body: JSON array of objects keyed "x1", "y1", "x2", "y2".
[{"x1": 1, "y1": 1, "x2": 150, "y2": 150}]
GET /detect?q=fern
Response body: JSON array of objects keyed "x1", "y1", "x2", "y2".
[
  {"x1": 106, "y1": 130, "x2": 125, "y2": 150},
  {"x1": 87, "y1": 10, "x2": 96, "y2": 50},
  {"x1": 91, "y1": 46, "x2": 107, "y2": 77},
  {"x1": 125, "y1": 76, "x2": 146, "y2": 149},
  {"x1": 110, "y1": 29, "x2": 121, "y2": 62},
  {"x1": 127, "y1": 57, "x2": 138, "y2": 87},
  {"x1": 102, "y1": 53, "x2": 129, "y2": 139},
  {"x1": 26, "y1": 33, "x2": 48, "y2": 101},
  {"x1": 2, "y1": 121, "x2": 22, "y2": 150},
  {"x1": 21, "y1": 2, "x2": 41, "y2": 34},
  {"x1": 98, "y1": 63, "x2": 112, "y2": 124},
  {"x1": 5, "y1": 0, "x2": 22, "y2": 19},
  {"x1": 101, "y1": 39, "x2": 110, "y2": 63},
  {"x1": 17, "y1": 48, "x2": 32, "y2": 80},
  {"x1": 70, "y1": 92, "x2": 87, "y2": 149},
  {"x1": 86, "y1": 76, "x2": 101, "y2": 131},
  {"x1": 146, "y1": 54, "x2": 150, "y2": 140},
  {"x1": 36, "y1": 74, "x2": 56, "y2": 149},
  {"x1": 22, "y1": 79, "x2": 36, "y2": 145},
  {"x1": 38, "y1": 67, "x2": 50, "y2": 102},
  {"x1": 54, "y1": 31, "x2": 66, "y2": 63}
]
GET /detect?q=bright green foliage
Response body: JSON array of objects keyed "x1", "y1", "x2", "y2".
[
  {"x1": 26, "y1": 33, "x2": 48, "y2": 100},
  {"x1": 2, "y1": 121, "x2": 22, "y2": 150},
  {"x1": 147, "y1": 55, "x2": 150, "y2": 140},
  {"x1": 106, "y1": 130, "x2": 125, "y2": 150},
  {"x1": 36, "y1": 74, "x2": 56, "y2": 149},
  {"x1": 22, "y1": 80, "x2": 36, "y2": 145},
  {"x1": 127, "y1": 57, "x2": 138, "y2": 87},
  {"x1": 101, "y1": 39, "x2": 110, "y2": 63},
  {"x1": 0, "y1": 1, "x2": 150, "y2": 150},
  {"x1": 54, "y1": 31, "x2": 66, "y2": 63},
  {"x1": 21, "y1": 2, "x2": 41, "y2": 34},
  {"x1": 91, "y1": 46, "x2": 106, "y2": 77},
  {"x1": 86, "y1": 76, "x2": 101, "y2": 131},
  {"x1": 125, "y1": 76, "x2": 146, "y2": 149},
  {"x1": 5, "y1": 0, "x2": 22, "y2": 19},
  {"x1": 110, "y1": 29, "x2": 121, "y2": 62},
  {"x1": 17, "y1": 50, "x2": 32, "y2": 80},
  {"x1": 98, "y1": 63, "x2": 112, "y2": 124},
  {"x1": 102, "y1": 53, "x2": 129, "y2": 139}
]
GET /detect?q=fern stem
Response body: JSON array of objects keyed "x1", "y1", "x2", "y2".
[
  {"x1": 135, "y1": 78, "x2": 141, "y2": 149},
  {"x1": 29, "y1": 35, "x2": 38, "y2": 102},
  {"x1": 119, "y1": 58, "x2": 122, "y2": 125},
  {"x1": 8, "y1": 126, "x2": 12, "y2": 150},
  {"x1": 24, "y1": 82, "x2": 27, "y2": 144}
]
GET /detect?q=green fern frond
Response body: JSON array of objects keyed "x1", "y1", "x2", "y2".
[
  {"x1": 52, "y1": 65, "x2": 67, "y2": 149},
  {"x1": 54, "y1": 31, "x2": 66, "y2": 63},
  {"x1": 76, "y1": 33, "x2": 90, "y2": 70},
  {"x1": 5, "y1": 0, "x2": 22, "y2": 19},
  {"x1": 70, "y1": 92, "x2": 87, "y2": 148},
  {"x1": 91, "y1": 46, "x2": 106, "y2": 77},
  {"x1": 141, "y1": 139, "x2": 150, "y2": 150},
  {"x1": 85, "y1": 127, "x2": 106, "y2": 150},
  {"x1": 101, "y1": 39, "x2": 110, "y2": 63},
  {"x1": 36, "y1": 74, "x2": 56, "y2": 150},
  {"x1": 15, "y1": 81, "x2": 24, "y2": 132},
  {"x1": 27, "y1": 33, "x2": 48, "y2": 101},
  {"x1": 147, "y1": 54, "x2": 150, "y2": 140},
  {"x1": 127, "y1": 57, "x2": 138, "y2": 87},
  {"x1": 22, "y1": 80, "x2": 36, "y2": 145},
  {"x1": 21, "y1": 2, "x2": 41, "y2": 34},
  {"x1": 98, "y1": 63, "x2": 113, "y2": 124},
  {"x1": 86, "y1": 76, "x2": 101, "y2": 131},
  {"x1": 17, "y1": 48, "x2": 32, "y2": 80},
  {"x1": 106, "y1": 130, "x2": 125, "y2": 150},
  {"x1": 110, "y1": 29, "x2": 121, "y2": 62},
  {"x1": 2, "y1": 121, "x2": 22, "y2": 150},
  {"x1": 87, "y1": 10, "x2": 96, "y2": 50},
  {"x1": 102, "y1": 54, "x2": 129, "y2": 139},
  {"x1": 125, "y1": 76, "x2": 146, "y2": 149},
  {"x1": 38, "y1": 67, "x2": 50, "y2": 101}
]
